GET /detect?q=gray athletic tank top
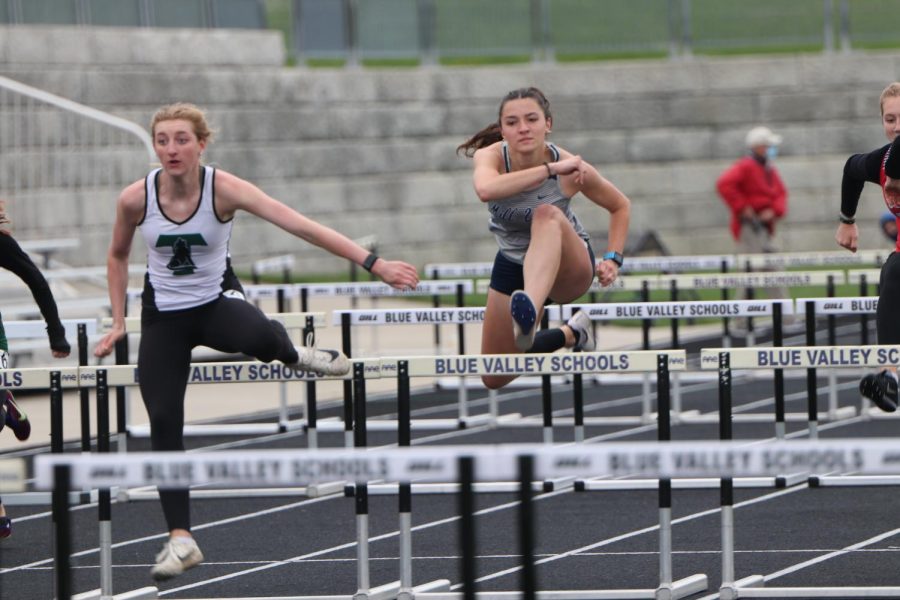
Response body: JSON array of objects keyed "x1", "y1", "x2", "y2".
[
  {"x1": 139, "y1": 166, "x2": 234, "y2": 311},
  {"x1": 487, "y1": 142, "x2": 589, "y2": 264}
]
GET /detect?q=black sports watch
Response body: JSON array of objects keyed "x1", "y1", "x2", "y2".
[{"x1": 602, "y1": 251, "x2": 624, "y2": 268}]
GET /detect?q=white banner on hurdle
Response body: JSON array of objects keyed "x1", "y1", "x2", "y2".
[
  {"x1": 476, "y1": 277, "x2": 675, "y2": 294},
  {"x1": 425, "y1": 262, "x2": 494, "y2": 278},
  {"x1": 32, "y1": 438, "x2": 900, "y2": 489},
  {"x1": 700, "y1": 345, "x2": 900, "y2": 370},
  {"x1": 301, "y1": 280, "x2": 473, "y2": 297},
  {"x1": 396, "y1": 350, "x2": 685, "y2": 377},
  {"x1": 618, "y1": 254, "x2": 734, "y2": 273},
  {"x1": 0, "y1": 458, "x2": 26, "y2": 492},
  {"x1": 100, "y1": 312, "x2": 327, "y2": 333},
  {"x1": 244, "y1": 283, "x2": 299, "y2": 301},
  {"x1": 738, "y1": 249, "x2": 886, "y2": 269},
  {"x1": 4, "y1": 318, "x2": 99, "y2": 339},
  {"x1": 845, "y1": 268, "x2": 881, "y2": 285},
  {"x1": 667, "y1": 270, "x2": 844, "y2": 290},
  {"x1": 796, "y1": 297, "x2": 877, "y2": 315},
  {"x1": 332, "y1": 307, "x2": 486, "y2": 326},
  {"x1": 0, "y1": 359, "x2": 359, "y2": 391},
  {"x1": 548, "y1": 299, "x2": 794, "y2": 322}
]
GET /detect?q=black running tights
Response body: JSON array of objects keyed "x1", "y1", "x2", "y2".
[{"x1": 139, "y1": 297, "x2": 295, "y2": 532}]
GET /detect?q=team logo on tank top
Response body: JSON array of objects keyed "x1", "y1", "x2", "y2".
[{"x1": 155, "y1": 233, "x2": 208, "y2": 276}]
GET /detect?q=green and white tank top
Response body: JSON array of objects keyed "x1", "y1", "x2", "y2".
[{"x1": 139, "y1": 166, "x2": 234, "y2": 311}]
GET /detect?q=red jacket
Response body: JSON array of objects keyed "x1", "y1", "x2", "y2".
[{"x1": 716, "y1": 156, "x2": 788, "y2": 240}]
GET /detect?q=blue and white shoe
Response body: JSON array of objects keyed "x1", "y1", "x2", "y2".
[{"x1": 510, "y1": 290, "x2": 537, "y2": 351}]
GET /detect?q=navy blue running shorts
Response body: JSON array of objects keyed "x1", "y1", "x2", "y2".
[{"x1": 488, "y1": 242, "x2": 595, "y2": 298}]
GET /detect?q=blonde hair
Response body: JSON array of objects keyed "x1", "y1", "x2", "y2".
[
  {"x1": 150, "y1": 102, "x2": 215, "y2": 143},
  {"x1": 880, "y1": 83, "x2": 900, "y2": 115}
]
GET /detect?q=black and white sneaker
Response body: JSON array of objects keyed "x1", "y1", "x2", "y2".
[
  {"x1": 286, "y1": 333, "x2": 350, "y2": 376},
  {"x1": 860, "y1": 371, "x2": 899, "y2": 412}
]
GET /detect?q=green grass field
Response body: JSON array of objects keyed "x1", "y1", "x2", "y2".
[{"x1": 263, "y1": 0, "x2": 900, "y2": 67}]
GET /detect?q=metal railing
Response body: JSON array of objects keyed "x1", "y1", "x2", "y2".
[
  {"x1": 0, "y1": 75, "x2": 154, "y2": 264},
  {"x1": 0, "y1": 0, "x2": 266, "y2": 28},
  {"x1": 283, "y1": 0, "x2": 900, "y2": 65}
]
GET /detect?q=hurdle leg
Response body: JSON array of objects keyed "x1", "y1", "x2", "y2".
[
  {"x1": 278, "y1": 380, "x2": 289, "y2": 431},
  {"x1": 827, "y1": 372, "x2": 840, "y2": 420},
  {"x1": 398, "y1": 361, "x2": 414, "y2": 600},
  {"x1": 670, "y1": 372, "x2": 682, "y2": 425},
  {"x1": 641, "y1": 373, "x2": 653, "y2": 423},
  {"x1": 353, "y1": 483, "x2": 372, "y2": 600},
  {"x1": 53, "y1": 463, "x2": 72, "y2": 600},
  {"x1": 488, "y1": 388, "x2": 499, "y2": 421},
  {"x1": 457, "y1": 379, "x2": 469, "y2": 425}
]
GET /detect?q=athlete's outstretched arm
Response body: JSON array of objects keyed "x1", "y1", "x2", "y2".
[{"x1": 215, "y1": 171, "x2": 419, "y2": 290}]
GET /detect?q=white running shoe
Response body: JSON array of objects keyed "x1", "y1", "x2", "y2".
[
  {"x1": 151, "y1": 537, "x2": 204, "y2": 581},
  {"x1": 286, "y1": 333, "x2": 350, "y2": 376},
  {"x1": 567, "y1": 310, "x2": 596, "y2": 352}
]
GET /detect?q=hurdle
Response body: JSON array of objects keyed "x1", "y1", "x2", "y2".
[
  {"x1": 36, "y1": 441, "x2": 750, "y2": 599},
  {"x1": 5, "y1": 361, "x2": 357, "y2": 599},
  {"x1": 330, "y1": 306, "x2": 517, "y2": 430},
  {"x1": 701, "y1": 347, "x2": 900, "y2": 599},
  {"x1": 345, "y1": 350, "x2": 685, "y2": 501},
  {"x1": 699, "y1": 344, "x2": 883, "y2": 439},
  {"x1": 102, "y1": 311, "x2": 329, "y2": 438},
  {"x1": 549, "y1": 299, "x2": 794, "y2": 424},
  {"x1": 795, "y1": 296, "x2": 884, "y2": 420},
  {"x1": 40, "y1": 438, "x2": 900, "y2": 599}
]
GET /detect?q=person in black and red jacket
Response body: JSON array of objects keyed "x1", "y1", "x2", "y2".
[
  {"x1": 0, "y1": 201, "x2": 71, "y2": 538},
  {"x1": 836, "y1": 82, "x2": 900, "y2": 412}
]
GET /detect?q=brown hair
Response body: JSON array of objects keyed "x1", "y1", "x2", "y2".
[
  {"x1": 881, "y1": 83, "x2": 900, "y2": 115},
  {"x1": 150, "y1": 102, "x2": 215, "y2": 143},
  {"x1": 456, "y1": 87, "x2": 552, "y2": 157}
]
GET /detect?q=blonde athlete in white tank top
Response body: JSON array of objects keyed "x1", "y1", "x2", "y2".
[{"x1": 93, "y1": 103, "x2": 419, "y2": 581}]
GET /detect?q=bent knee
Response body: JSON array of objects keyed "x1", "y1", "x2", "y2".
[
  {"x1": 532, "y1": 203, "x2": 565, "y2": 223},
  {"x1": 482, "y1": 375, "x2": 515, "y2": 390}
]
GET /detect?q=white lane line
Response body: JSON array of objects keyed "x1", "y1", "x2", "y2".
[
  {"x1": 159, "y1": 488, "x2": 572, "y2": 595},
  {"x1": 446, "y1": 482, "x2": 809, "y2": 590},
  {"x1": 693, "y1": 527, "x2": 900, "y2": 600},
  {"x1": 0, "y1": 375, "x2": 873, "y2": 592},
  {"x1": 0, "y1": 494, "x2": 337, "y2": 575}
]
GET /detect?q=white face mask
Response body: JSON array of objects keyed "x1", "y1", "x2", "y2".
[{"x1": 765, "y1": 146, "x2": 779, "y2": 160}]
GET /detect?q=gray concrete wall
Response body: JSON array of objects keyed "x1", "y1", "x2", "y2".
[{"x1": 0, "y1": 26, "x2": 896, "y2": 273}]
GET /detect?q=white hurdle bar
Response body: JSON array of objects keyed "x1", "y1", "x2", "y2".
[
  {"x1": 701, "y1": 346, "x2": 900, "y2": 599},
  {"x1": 332, "y1": 306, "x2": 497, "y2": 429},
  {"x1": 549, "y1": 299, "x2": 795, "y2": 426},
  {"x1": 38, "y1": 438, "x2": 900, "y2": 600},
  {"x1": 699, "y1": 344, "x2": 897, "y2": 435},
  {"x1": 426, "y1": 249, "x2": 886, "y2": 279},
  {"x1": 99, "y1": 311, "x2": 328, "y2": 438},
  {"x1": 241, "y1": 279, "x2": 474, "y2": 370}
]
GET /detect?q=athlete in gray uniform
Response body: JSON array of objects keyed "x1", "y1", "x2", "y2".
[{"x1": 458, "y1": 87, "x2": 631, "y2": 390}]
